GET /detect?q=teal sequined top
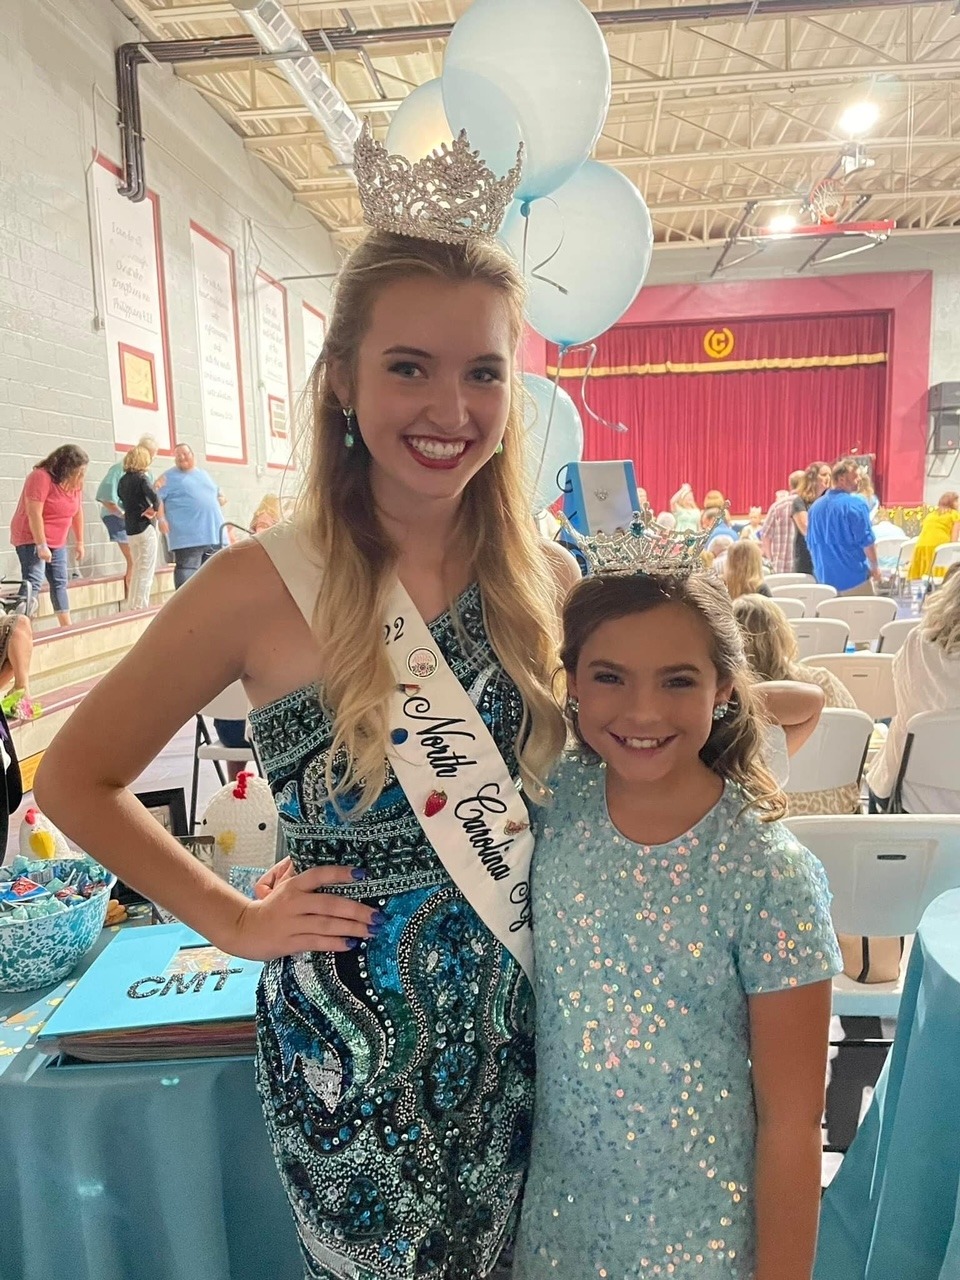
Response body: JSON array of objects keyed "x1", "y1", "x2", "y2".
[{"x1": 515, "y1": 756, "x2": 842, "y2": 1280}]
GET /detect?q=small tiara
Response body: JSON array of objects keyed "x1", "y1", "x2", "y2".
[
  {"x1": 561, "y1": 514, "x2": 718, "y2": 579},
  {"x1": 352, "y1": 122, "x2": 523, "y2": 245}
]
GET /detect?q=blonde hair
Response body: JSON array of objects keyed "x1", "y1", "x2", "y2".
[
  {"x1": 922, "y1": 568, "x2": 960, "y2": 657},
  {"x1": 724, "y1": 540, "x2": 765, "y2": 600},
  {"x1": 251, "y1": 493, "x2": 282, "y2": 529},
  {"x1": 300, "y1": 232, "x2": 565, "y2": 816},
  {"x1": 559, "y1": 574, "x2": 785, "y2": 821},
  {"x1": 732, "y1": 593, "x2": 799, "y2": 682},
  {"x1": 137, "y1": 434, "x2": 159, "y2": 455},
  {"x1": 123, "y1": 445, "x2": 151, "y2": 473}
]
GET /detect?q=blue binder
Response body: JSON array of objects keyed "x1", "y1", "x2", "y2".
[{"x1": 562, "y1": 460, "x2": 641, "y2": 535}]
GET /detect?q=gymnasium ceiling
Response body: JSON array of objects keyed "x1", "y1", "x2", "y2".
[{"x1": 112, "y1": 0, "x2": 960, "y2": 251}]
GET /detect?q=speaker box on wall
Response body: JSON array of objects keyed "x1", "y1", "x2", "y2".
[
  {"x1": 928, "y1": 383, "x2": 960, "y2": 413},
  {"x1": 931, "y1": 411, "x2": 960, "y2": 454}
]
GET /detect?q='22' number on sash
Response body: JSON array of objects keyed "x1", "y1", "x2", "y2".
[{"x1": 383, "y1": 617, "x2": 405, "y2": 645}]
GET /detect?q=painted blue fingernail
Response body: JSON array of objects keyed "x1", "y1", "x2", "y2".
[
  {"x1": 371, "y1": 910, "x2": 388, "y2": 926},
  {"x1": 345, "y1": 937, "x2": 361, "y2": 949},
  {"x1": 351, "y1": 868, "x2": 368, "y2": 881},
  {"x1": 368, "y1": 922, "x2": 385, "y2": 937}
]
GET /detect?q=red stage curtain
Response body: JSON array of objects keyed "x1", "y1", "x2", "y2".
[{"x1": 552, "y1": 312, "x2": 888, "y2": 512}]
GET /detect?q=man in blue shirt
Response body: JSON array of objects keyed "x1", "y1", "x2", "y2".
[
  {"x1": 806, "y1": 458, "x2": 880, "y2": 595},
  {"x1": 155, "y1": 443, "x2": 225, "y2": 588}
]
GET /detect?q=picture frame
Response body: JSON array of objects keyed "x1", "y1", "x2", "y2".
[{"x1": 135, "y1": 787, "x2": 189, "y2": 838}]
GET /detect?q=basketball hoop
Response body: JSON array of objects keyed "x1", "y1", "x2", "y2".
[{"x1": 808, "y1": 177, "x2": 849, "y2": 226}]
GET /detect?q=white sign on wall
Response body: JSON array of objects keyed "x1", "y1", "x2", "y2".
[
  {"x1": 190, "y1": 224, "x2": 247, "y2": 463},
  {"x1": 254, "y1": 270, "x2": 293, "y2": 470},
  {"x1": 93, "y1": 155, "x2": 174, "y2": 452},
  {"x1": 302, "y1": 301, "x2": 327, "y2": 391}
]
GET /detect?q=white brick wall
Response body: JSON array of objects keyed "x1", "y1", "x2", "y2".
[{"x1": 1, "y1": 0, "x2": 340, "y2": 581}]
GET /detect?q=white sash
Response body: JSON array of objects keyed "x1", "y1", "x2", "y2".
[{"x1": 256, "y1": 524, "x2": 534, "y2": 982}]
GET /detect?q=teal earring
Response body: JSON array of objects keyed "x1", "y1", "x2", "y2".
[
  {"x1": 343, "y1": 407, "x2": 356, "y2": 449},
  {"x1": 494, "y1": 441, "x2": 504, "y2": 455}
]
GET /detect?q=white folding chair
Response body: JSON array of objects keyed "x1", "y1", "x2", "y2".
[
  {"x1": 786, "y1": 814, "x2": 960, "y2": 1017},
  {"x1": 804, "y1": 653, "x2": 896, "y2": 720},
  {"x1": 891, "y1": 709, "x2": 960, "y2": 815},
  {"x1": 784, "y1": 707, "x2": 873, "y2": 797},
  {"x1": 893, "y1": 537, "x2": 918, "y2": 597},
  {"x1": 928, "y1": 541, "x2": 960, "y2": 586},
  {"x1": 764, "y1": 572, "x2": 815, "y2": 589},
  {"x1": 816, "y1": 595, "x2": 898, "y2": 648},
  {"x1": 189, "y1": 681, "x2": 260, "y2": 832},
  {"x1": 877, "y1": 617, "x2": 920, "y2": 655},
  {"x1": 770, "y1": 596, "x2": 805, "y2": 621},
  {"x1": 790, "y1": 617, "x2": 850, "y2": 660},
  {"x1": 771, "y1": 583, "x2": 838, "y2": 617}
]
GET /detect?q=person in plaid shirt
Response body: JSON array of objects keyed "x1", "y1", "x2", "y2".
[{"x1": 760, "y1": 470, "x2": 805, "y2": 574}]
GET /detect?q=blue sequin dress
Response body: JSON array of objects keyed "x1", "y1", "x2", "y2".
[
  {"x1": 248, "y1": 585, "x2": 534, "y2": 1280},
  {"x1": 515, "y1": 755, "x2": 842, "y2": 1280}
]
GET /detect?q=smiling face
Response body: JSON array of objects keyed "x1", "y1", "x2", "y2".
[
  {"x1": 567, "y1": 602, "x2": 733, "y2": 789},
  {"x1": 333, "y1": 275, "x2": 514, "y2": 512},
  {"x1": 818, "y1": 464, "x2": 832, "y2": 491},
  {"x1": 174, "y1": 444, "x2": 195, "y2": 471}
]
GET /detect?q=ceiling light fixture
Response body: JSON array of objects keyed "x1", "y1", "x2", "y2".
[
  {"x1": 839, "y1": 101, "x2": 880, "y2": 138},
  {"x1": 768, "y1": 213, "x2": 798, "y2": 235},
  {"x1": 230, "y1": 0, "x2": 361, "y2": 168}
]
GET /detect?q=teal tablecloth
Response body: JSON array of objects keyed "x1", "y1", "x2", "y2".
[
  {"x1": 0, "y1": 928, "x2": 301, "y2": 1280},
  {"x1": 815, "y1": 888, "x2": 960, "y2": 1280}
]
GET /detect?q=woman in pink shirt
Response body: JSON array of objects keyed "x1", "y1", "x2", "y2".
[{"x1": 10, "y1": 445, "x2": 88, "y2": 627}]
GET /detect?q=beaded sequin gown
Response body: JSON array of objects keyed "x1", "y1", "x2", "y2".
[
  {"x1": 248, "y1": 583, "x2": 534, "y2": 1280},
  {"x1": 515, "y1": 757, "x2": 842, "y2": 1280}
]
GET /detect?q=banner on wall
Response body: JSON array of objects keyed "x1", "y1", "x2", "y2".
[
  {"x1": 254, "y1": 270, "x2": 293, "y2": 470},
  {"x1": 189, "y1": 224, "x2": 247, "y2": 464},
  {"x1": 302, "y1": 302, "x2": 326, "y2": 390},
  {"x1": 93, "y1": 155, "x2": 175, "y2": 452}
]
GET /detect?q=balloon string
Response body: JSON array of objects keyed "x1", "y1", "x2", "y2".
[
  {"x1": 575, "y1": 343, "x2": 628, "y2": 434},
  {"x1": 532, "y1": 348, "x2": 565, "y2": 501},
  {"x1": 522, "y1": 200, "x2": 568, "y2": 295}
]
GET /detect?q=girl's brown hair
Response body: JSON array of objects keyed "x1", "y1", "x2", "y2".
[
  {"x1": 796, "y1": 461, "x2": 827, "y2": 505},
  {"x1": 723, "y1": 540, "x2": 765, "y2": 600},
  {"x1": 559, "y1": 573, "x2": 786, "y2": 821},
  {"x1": 298, "y1": 231, "x2": 566, "y2": 816},
  {"x1": 35, "y1": 445, "x2": 88, "y2": 487}
]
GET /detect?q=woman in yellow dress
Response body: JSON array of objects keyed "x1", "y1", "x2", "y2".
[{"x1": 909, "y1": 492, "x2": 960, "y2": 580}]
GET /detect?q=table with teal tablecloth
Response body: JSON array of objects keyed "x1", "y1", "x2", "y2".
[
  {"x1": 0, "y1": 929, "x2": 301, "y2": 1280},
  {"x1": 815, "y1": 888, "x2": 960, "y2": 1280}
]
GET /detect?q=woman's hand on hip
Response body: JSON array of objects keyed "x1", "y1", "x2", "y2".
[{"x1": 229, "y1": 864, "x2": 379, "y2": 960}]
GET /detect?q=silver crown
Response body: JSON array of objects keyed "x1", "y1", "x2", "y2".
[
  {"x1": 352, "y1": 122, "x2": 523, "y2": 244},
  {"x1": 562, "y1": 514, "x2": 718, "y2": 579}
]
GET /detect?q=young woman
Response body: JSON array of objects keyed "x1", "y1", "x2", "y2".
[
  {"x1": 9, "y1": 444, "x2": 88, "y2": 627},
  {"x1": 724, "y1": 540, "x2": 771, "y2": 600},
  {"x1": 515, "y1": 570, "x2": 841, "y2": 1280},
  {"x1": 908, "y1": 492, "x2": 960, "y2": 584},
  {"x1": 36, "y1": 211, "x2": 578, "y2": 1275},
  {"x1": 791, "y1": 462, "x2": 829, "y2": 578}
]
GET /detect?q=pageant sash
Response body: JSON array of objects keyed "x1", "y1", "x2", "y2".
[
  {"x1": 255, "y1": 525, "x2": 534, "y2": 982},
  {"x1": 383, "y1": 580, "x2": 534, "y2": 982}
]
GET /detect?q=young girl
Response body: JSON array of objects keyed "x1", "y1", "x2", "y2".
[
  {"x1": 724, "y1": 539, "x2": 771, "y2": 600},
  {"x1": 515, "y1": 568, "x2": 842, "y2": 1280}
]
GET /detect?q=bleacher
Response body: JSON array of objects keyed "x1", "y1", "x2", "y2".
[{"x1": 9, "y1": 567, "x2": 176, "y2": 786}]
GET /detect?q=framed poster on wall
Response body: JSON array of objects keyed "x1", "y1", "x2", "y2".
[
  {"x1": 92, "y1": 154, "x2": 175, "y2": 452},
  {"x1": 302, "y1": 301, "x2": 326, "y2": 389},
  {"x1": 254, "y1": 270, "x2": 293, "y2": 470},
  {"x1": 189, "y1": 223, "x2": 247, "y2": 464}
]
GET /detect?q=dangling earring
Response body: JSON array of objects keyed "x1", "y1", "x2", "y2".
[
  {"x1": 494, "y1": 441, "x2": 504, "y2": 455},
  {"x1": 343, "y1": 406, "x2": 356, "y2": 449},
  {"x1": 566, "y1": 697, "x2": 579, "y2": 717},
  {"x1": 712, "y1": 702, "x2": 729, "y2": 722}
]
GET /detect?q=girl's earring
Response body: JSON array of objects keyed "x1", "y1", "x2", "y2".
[
  {"x1": 566, "y1": 697, "x2": 579, "y2": 717},
  {"x1": 343, "y1": 407, "x2": 356, "y2": 449},
  {"x1": 494, "y1": 441, "x2": 504, "y2": 455},
  {"x1": 712, "y1": 701, "x2": 729, "y2": 722}
]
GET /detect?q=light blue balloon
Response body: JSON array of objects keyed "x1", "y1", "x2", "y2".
[
  {"x1": 385, "y1": 79, "x2": 454, "y2": 162},
  {"x1": 523, "y1": 373, "x2": 584, "y2": 512},
  {"x1": 501, "y1": 162, "x2": 654, "y2": 349},
  {"x1": 442, "y1": 0, "x2": 611, "y2": 201}
]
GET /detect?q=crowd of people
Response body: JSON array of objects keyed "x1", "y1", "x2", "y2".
[{"x1": 1, "y1": 437, "x2": 289, "y2": 723}]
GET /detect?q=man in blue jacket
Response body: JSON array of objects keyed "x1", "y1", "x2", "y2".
[{"x1": 806, "y1": 458, "x2": 881, "y2": 595}]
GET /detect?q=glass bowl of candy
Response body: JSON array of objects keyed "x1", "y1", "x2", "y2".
[{"x1": 0, "y1": 855, "x2": 116, "y2": 993}]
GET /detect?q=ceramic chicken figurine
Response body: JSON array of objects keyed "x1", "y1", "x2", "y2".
[
  {"x1": 18, "y1": 806, "x2": 72, "y2": 861},
  {"x1": 198, "y1": 771, "x2": 278, "y2": 891}
]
